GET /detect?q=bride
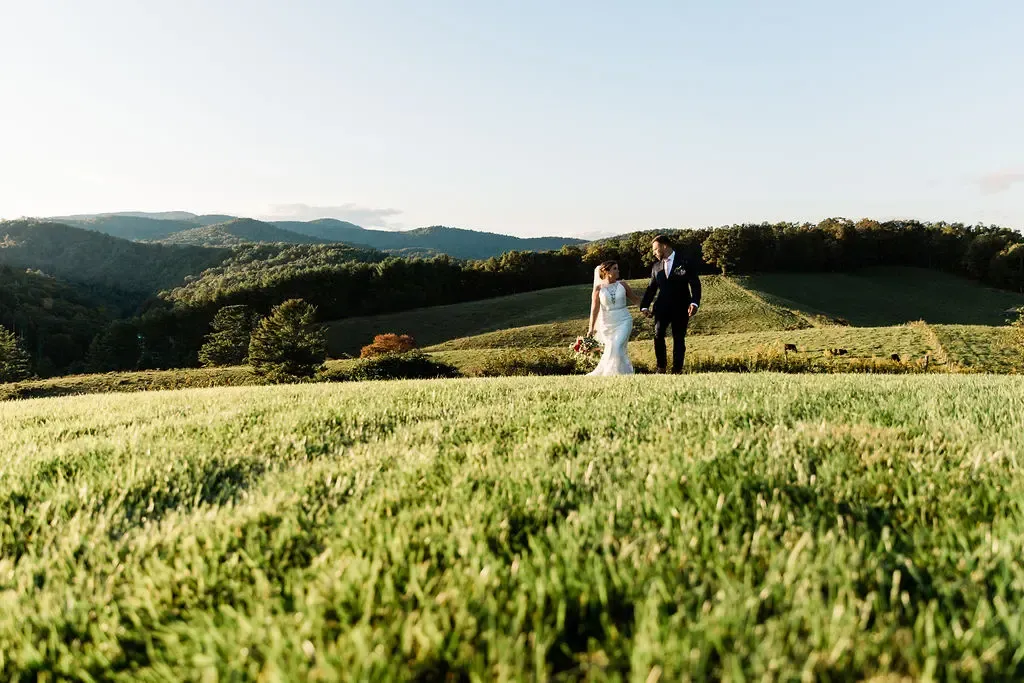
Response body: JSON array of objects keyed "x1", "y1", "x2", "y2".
[{"x1": 587, "y1": 260, "x2": 640, "y2": 376}]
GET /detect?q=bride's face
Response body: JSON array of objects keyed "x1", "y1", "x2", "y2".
[{"x1": 606, "y1": 264, "x2": 619, "y2": 281}]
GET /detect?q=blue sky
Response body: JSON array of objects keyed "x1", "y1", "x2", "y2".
[{"x1": 1, "y1": 0, "x2": 1021, "y2": 237}]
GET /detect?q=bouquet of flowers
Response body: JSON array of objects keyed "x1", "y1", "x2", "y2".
[
  {"x1": 571, "y1": 335, "x2": 602, "y2": 356},
  {"x1": 571, "y1": 335, "x2": 602, "y2": 373}
]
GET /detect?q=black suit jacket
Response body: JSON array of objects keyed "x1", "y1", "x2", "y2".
[{"x1": 640, "y1": 254, "x2": 702, "y2": 320}]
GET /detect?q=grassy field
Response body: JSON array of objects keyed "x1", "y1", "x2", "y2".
[
  {"x1": 932, "y1": 324, "x2": 1024, "y2": 373},
  {"x1": 2, "y1": 374, "x2": 1024, "y2": 680},
  {"x1": 0, "y1": 366, "x2": 263, "y2": 401},
  {"x1": 325, "y1": 281, "x2": 607, "y2": 356},
  {"x1": 629, "y1": 323, "x2": 938, "y2": 367},
  {"x1": 740, "y1": 267, "x2": 1024, "y2": 327},
  {"x1": 2, "y1": 323, "x2": 1014, "y2": 404},
  {"x1": 429, "y1": 324, "x2": 946, "y2": 377},
  {"x1": 328, "y1": 276, "x2": 810, "y2": 356},
  {"x1": 427, "y1": 277, "x2": 810, "y2": 353},
  {"x1": 328, "y1": 268, "x2": 1024, "y2": 357}
]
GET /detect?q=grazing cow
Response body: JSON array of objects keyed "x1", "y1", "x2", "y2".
[
  {"x1": 890, "y1": 353, "x2": 901, "y2": 362},
  {"x1": 783, "y1": 343, "x2": 797, "y2": 354},
  {"x1": 835, "y1": 348, "x2": 848, "y2": 356}
]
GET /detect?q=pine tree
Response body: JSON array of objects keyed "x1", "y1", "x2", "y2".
[
  {"x1": 198, "y1": 305, "x2": 260, "y2": 367},
  {"x1": 247, "y1": 299, "x2": 326, "y2": 381},
  {"x1": 0, "y1": 324, "x2": 32, "y2": 382},
  {"x1": 86, "y1": 321, "x2": 141, "y2": 372}
]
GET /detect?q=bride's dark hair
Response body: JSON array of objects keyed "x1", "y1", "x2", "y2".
[{"x1": 598, "y1": 260, "x2": 618, "y2": 280}]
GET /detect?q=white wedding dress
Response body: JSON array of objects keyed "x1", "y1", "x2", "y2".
[{"x1": 589, "y1": 281, "x2": 634, "y2": 376}]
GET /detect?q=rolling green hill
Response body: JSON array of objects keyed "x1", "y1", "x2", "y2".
[
  {"x1": 273, "y1": 220, "x2": 588, "y2": 259},
  {"x1": 156, "y1": 218, "x2": 334, "y2": 247},
  {"x1": 327, "y1": 281, "x2": 609, "y2": 355},
  {"x1": 425, "y1": 323, "x2": 943, "y2": 376},
  {"x1": 162, "y1": 242, "x2": 388, "y2": 307},
  {"x1": 326, "y1": 276, "x2": 810, "y2": 356},
  {"x1": 51, "y1": 212, "x2": 247, "y2": 240},
  {"x1": 930, "y1": 324, "x2": 1024, "y2": 373},
  {"x1": 267, "y1": 218, "x2": 370, "y2": 242},
  {"x1": 323, "y1": 268, "x2": 1024, "y2": 372},
  {"x1": 0, "y1": 220, "x2": 230, "y2": 294},
  {"x1": 739, "y1": 267, "x2": 1024, "y2": 326},
  {"x1": 50, "y1": 213, "x2": 198, "y2": 240}
]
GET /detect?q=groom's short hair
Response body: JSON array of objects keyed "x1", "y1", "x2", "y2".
[{"x1": 652, "y1": 234, "x2": 674, "y2": 248}]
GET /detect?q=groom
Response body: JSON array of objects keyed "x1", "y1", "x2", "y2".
[{"x1": 640, "y1": 235, "x2": 702, "y2": 374}]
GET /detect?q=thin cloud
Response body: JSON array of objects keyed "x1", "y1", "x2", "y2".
[
  {"x1": 978, "y1": 170, "x2": 1024, "y2": 194},
  {"x1": 262, "y1": 203, "x2": 403, "y2": 228}
]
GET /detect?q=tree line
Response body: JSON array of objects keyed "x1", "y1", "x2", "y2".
[{"x1": 579, "y1": 218, "x2": 1023, "y2": 290}]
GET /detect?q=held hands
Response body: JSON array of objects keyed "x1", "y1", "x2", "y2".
[{"x1": 640, "y1": 306, "x2": 695, "y2": 318}]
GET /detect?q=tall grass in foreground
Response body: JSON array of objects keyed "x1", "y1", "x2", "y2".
[{"x1": 1, "y1": 374, "x2": 1024, "y2": 680}]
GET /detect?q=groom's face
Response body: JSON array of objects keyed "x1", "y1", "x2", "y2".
[{"x1": 652, "y1": 241, "x2": 670, "y2": 260}]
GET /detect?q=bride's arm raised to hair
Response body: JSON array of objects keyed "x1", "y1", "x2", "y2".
[
  {"x1": 588, "y1": 285, "x2": 601, "y2": 335},
  {"x1": 620, "y1": 281, "x2": 641, "y2": 306}
]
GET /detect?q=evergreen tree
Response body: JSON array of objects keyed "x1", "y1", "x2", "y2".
[
  {"x1": 86, "y1": 320, "x2": 141, "y2": 372},
  {"x1": 198, "y1": 305, "x2": 259, "y2": 367},
  {"x1": 247, "y1": 299, "x2": 326, "y2": 381},
  {"x1": 0, "y1": 324, "x2": 32, "y2": 382}
]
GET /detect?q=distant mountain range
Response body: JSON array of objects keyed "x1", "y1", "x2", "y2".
[
  {"x1": 157, "y1": 218, "x2": 329, "y2": 248},
  {"x1": 43, "y1": 211, "x2": 587, "y2": 260}
]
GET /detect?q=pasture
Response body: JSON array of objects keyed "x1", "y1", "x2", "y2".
[{"x1": 739, "y1": 267, "x2": 1024, "y2": 327}]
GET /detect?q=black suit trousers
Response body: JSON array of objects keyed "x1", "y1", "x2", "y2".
[{"x1": 654, "y1": 312, "x2": 689, "y2": 373}]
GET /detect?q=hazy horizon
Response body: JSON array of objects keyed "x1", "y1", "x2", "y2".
[{"x1": 2, "y1": 1, "x2": 1022, "y2": 237}]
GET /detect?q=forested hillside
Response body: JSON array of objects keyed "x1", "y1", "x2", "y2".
[
  {"x1": 155, "y1": 218, "x2": 332, "y2": 247},
  {"x1": 0, "y1": 266, "x2": 116, "y2": 375},
  {"x1": 51, "y1": 212, "x2": 238, "y2": 239},
  {"x1": 0, "y1": 220, "x2": 230, "y2": 294},
  {"x1": 164, "y1": 246, "x2": 587, "y2": 313},
  {"x1": 267, "y1": 222, "x2": 588, "y2": 259},
  {"x1": 52, "y1": 214, "x2": 196, "y2": 240}
]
